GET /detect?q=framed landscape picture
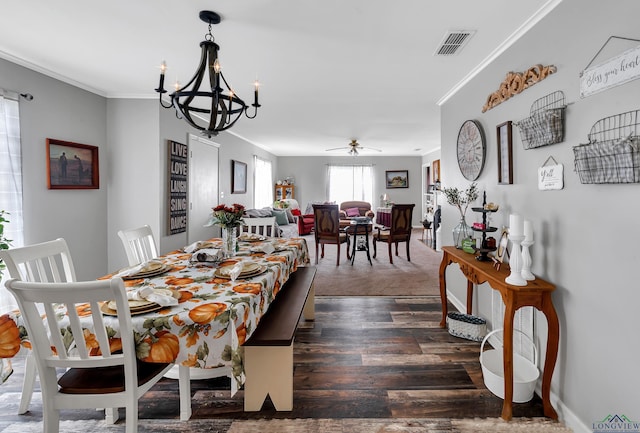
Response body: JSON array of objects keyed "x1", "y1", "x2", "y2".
[
  {"x1": 46, "y1": 138, "x2": 99, "y2": 189},
  {"x1": 385, "y1": 170, "x2": 409, "y2": 188}
]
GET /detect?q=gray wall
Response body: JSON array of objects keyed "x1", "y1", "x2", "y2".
[
  {"x1": 106, "y1": 98, "x2": 160, "y2": 271},
  {"x1": 0, "y1": 58, "x2": 108, "y2": 281},
  {"x1": 440, "y1": 0, "x2": 639, "y2": 430},
  {"x1": 106, "y1": 101, "x2": 279, "y2": 271},
  {"x1": 278, "y1": 155, "x2": 423, "y2": 225}
]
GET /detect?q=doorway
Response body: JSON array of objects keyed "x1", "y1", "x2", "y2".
[{"x1": 187, "y1": 134, "x2": 219, "y2": 244}]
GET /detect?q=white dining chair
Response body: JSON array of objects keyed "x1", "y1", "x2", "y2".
[
  {"x1": 5, "y1": 277, "x2": 185, "y2": 433},
  {"x1": 242, "y1": 217, "x2": 277, "y2": 237},
  {"x1": 0, "y1": 238, "x2": 76, "y2": 415},
  {"x1": 117, "y1": 225, "x2": 159, "y2": 266}
]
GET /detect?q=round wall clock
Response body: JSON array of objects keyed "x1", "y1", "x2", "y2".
[{"x1": 456, "y1": 120, "x2": 486, "y2": 181}]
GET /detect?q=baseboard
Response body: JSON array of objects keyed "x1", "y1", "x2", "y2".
[
  {"x1": 448, "y1": 290, "x2": 589, "y2": 432},
  {"x1": 447, "y1": 289, "x2": 467, "y2": 314},
  {"x1": 535, "y1": 383, "x2": 591, "y2": 433}
]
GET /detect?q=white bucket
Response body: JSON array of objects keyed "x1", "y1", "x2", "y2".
[{"x1": 480, "y1": 328, "x2": 539, "y2": 403}]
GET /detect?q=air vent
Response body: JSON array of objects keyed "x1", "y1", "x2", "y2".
[{"x1": 434, "y1": 30, "x2": 475, "y2": 56}]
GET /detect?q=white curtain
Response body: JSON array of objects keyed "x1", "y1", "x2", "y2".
[
  {"x1": 327, "y1": 165, "x2": 374, "y2": 204},
  {"x1": 0, "y1": 90, "x2": 24, "y2": 311},
  {"x1": 253, "y1": 156, "x2": 273, "y2": 208}
]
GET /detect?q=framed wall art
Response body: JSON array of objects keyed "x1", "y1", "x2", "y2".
[
  {"x1": 46, "y1": 138, "x2": 99, "y2": 189},
  {"x1": 231, "y1": 159, "x2": 247, "y2": 194},
  {"x1": 385, "y1": 170, "x2": 408, "y2": 188},
  {"x1": 497, "y1": 121, "x2": 514, "y2": 185},
  {"x1": 432, "y1": 159, "x2": 441, "y2": 182}
]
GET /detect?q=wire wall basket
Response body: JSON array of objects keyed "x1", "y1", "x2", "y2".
[
  {"x1": 515, "y1": 91, "x2": 566, "y2": 150},
  {"x1": 573, "y1": 109, "x2": 640, "y2": 184}
]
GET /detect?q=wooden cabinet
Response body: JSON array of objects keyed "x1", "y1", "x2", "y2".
[{"x1": 275, "y1": 184, "x2": 294, "y2": 200}]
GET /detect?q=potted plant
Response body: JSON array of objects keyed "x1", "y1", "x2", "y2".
[
  {"x1": 0, "y1": 210, "x2": 11, "y2": 280},
  {"x1": 442, "y1": 182, "x2": 479, "y2": 249}
]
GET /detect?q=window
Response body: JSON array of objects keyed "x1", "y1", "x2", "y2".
[
  {"x1": 328, "y1": 164, "x2": 374, "y2": 204},
  {"x1": 253, "y1": 156, "x2": 273, "y2": 208},
  {"x1": 0, "y1": 90, "x2": 24, "y2": 310}
]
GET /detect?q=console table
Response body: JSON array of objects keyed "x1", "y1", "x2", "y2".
[{"x1": 438, "y1": 246, "x2": 559, "y2": 421}]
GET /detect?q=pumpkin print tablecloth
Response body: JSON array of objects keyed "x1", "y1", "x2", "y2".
[{"x1": 1, "y1": 236, "x2": 310, "y2": 393}]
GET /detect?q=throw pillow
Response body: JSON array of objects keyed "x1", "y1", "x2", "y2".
[
  {"x1": 346, "y1": 207, "x2": 360, "y2": 217},
  {"x1": 245, "y1": 208, "x2": 273, "y2": 218},
  {"x1": 272, "y1": 208, "x2": 289, "y2": 225},
  {"x1": 291, "y1": 208, "x2": 301, "y2": 217},
  {"x1": 285, "y1": 208, "x2": 295, "y2": 223}
]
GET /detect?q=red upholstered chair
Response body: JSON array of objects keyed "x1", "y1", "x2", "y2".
[{"x1": 296, "y1": 211, "x2": 315, "y2": 235}]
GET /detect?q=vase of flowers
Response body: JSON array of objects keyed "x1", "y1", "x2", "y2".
[
  {"x1": 207, "y1": 204, "x2": 245, "y2": 257},
  {"x1": 442, "y1": 182, "x2": 478, "y2": 249}
]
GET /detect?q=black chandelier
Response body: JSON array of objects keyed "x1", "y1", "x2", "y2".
[{"x1": 155, "y1": 11, "x2": 260, "y2": 137}]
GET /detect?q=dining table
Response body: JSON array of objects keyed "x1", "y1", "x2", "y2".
[{"x1": 0, "y1": 235, "x2": 310, "y2": 399}]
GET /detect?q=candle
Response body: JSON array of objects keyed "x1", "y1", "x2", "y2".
[
  {"x1": 253, "y1": 80, "x2": 260, "y2": 106},
  {"x1": 509, "y1": 214, "x2": 523, "y2": 237},
  {"x1": 156, "y1": 61, "x2": 167, "y2": 92},
  {"x1": 523, "y1": 220, "x2": 533, "y2": 242}
]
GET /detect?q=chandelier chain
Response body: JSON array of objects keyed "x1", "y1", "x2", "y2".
[{"x1": 205, "y1": 23, "x2": 215, "y2": 42}]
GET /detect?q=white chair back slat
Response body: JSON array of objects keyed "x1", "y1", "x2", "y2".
[
  {"x1": 90, "y1": 301, "x2": 113, "y2": 357},
  {"x1": 242, "y1": 217, "x2": 276, "y2": 237},
  {"x1": 43, "y1": 302, "x2": 69, "y2": 360},
  {"x1": 47, "y1": 256, "x2": 63, "y2": 282},
  {"x1": 0, "y1": 238, "x2": 77, "y2": 283},
  {"x1": 118, "y1": 225, "x2": 159, "y2": 266},
  {"x1": 66, "y1": 301, "x2": 90, "y2": 359}
]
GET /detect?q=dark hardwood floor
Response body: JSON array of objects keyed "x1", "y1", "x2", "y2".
[{"x1": 0, "y1": 296, "x2": 545, "y2": 425}]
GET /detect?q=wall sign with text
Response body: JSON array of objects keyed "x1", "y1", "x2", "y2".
[
  {"x1": 168, "y1": 140, "x2": 188, "y2": 234},
  {"x1": 580, "y1": 44, "x2": 640, "y2": 98},
  {"x1": 538, "y1": 161, "x2": 564, "y2": 190}
]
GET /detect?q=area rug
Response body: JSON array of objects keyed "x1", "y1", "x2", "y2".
[
  {"x1": 304, "y1": 230, "x2": 443, "y2": 296},
  {"x1": 0, "y1": 417, "x2": 573, "y2": 433}
]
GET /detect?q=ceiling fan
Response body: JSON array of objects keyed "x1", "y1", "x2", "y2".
[{"x1": 325, "y1": 139, "x2": 382, "y2": 156}]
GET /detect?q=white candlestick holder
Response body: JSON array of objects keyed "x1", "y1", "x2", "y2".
[
  {"x1": 521, "y1": 239, "x2": 535, "y2": 281},
  {"x1": 505, "y1": 234, "x2": 527, "y2": 286}
]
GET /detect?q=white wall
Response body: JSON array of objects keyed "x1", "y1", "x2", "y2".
[
  {"x1": 440, "y1": 0, "x2": 640, "y2": 430},
  {"x1": 106, "y1": 99, "x2": 160, "y2": 271},
  {"x1": 0, "y1": 58, "x2": 108, "y2": 281}
]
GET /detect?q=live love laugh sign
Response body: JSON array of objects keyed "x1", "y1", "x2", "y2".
[{"x1": 580, "y1": 44, "x2": 640, "y2": 98}]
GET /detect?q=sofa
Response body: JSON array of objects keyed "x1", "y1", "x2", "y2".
[
  {"x1": 244, "y1": 205, "x2": 299, "y2": 238},
  {"x1": 277, "y1": 198, "x2": 314, "y2": 236},
  {"x1": 339, "y1": 201, "x2": 375, "y2": 223}
]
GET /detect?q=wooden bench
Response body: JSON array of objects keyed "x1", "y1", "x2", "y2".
[{"x1": 243, "y1": 266, "x2": 316, "y2": 411}]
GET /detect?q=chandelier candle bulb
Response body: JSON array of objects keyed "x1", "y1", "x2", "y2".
[
  {"x1": 254, "y1": 80, "x2": 260, "y2": 106},
  {"x1": 509, "y1": 214, "x2": 523, "y2": 237},
  {"x1": 156, "y1": 61, "x2": 167, "y2": 93}
]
